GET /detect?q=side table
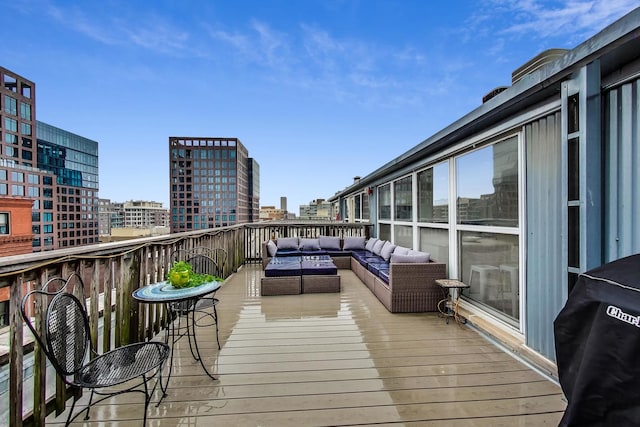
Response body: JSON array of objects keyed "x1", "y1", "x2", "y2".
[
  {"x1": 435, "y1": 279, "x2": 470, "y2": 324},
  {"x1": 132, "y1": 280, "x2": 222, "y2": 403}
]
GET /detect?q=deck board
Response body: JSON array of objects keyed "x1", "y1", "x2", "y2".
[{"x1": 47, "y1": 264, "x2": 565, "y2": 426}]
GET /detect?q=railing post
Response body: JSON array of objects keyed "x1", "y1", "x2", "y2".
[
  {"x1": 124, "y1": 251, "x2": 141, "y2": 345},
  {"x1": 9, "y1": 276, "x2": 23, "y2": 427}
]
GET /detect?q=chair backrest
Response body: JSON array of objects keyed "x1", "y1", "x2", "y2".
[
  {"x1": 170, "y1": 247, "x2": 226, "y2": 278},
  {"x1": 211, "y1": 248, "x2": 227, "y2": 275},
  {"x1": 21, "y1": 273, "x2": 90, "y2": 382},
  {"x1": 186, "y1": 253, "x2": 219, "y2": 277}
]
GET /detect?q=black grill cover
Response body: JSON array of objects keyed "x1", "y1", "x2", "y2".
[{"x1": 554, "y1": 254, "x2": 640, "y2": 426}]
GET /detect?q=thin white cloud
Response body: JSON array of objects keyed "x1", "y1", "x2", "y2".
[
  {"x1": 47, "y1": 4, "x2": 118, "y2": 46},
  {"x1": 495, "y1": 0, "x2": 639, "y2": 40},
  {"x1": 208, "y1": 20, "x2": 292, "y2": 70},
  {"x1": 46, "y1": 3, "x2": 193, "y2": 56},
  {"x1": 123, "y1": 19, "x2": 190, "y2": 54}
]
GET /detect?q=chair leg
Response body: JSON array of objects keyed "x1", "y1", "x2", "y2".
[
  {"x1": 65, "y1": 395, "x2": 78, "y2": 427},
  {"x1": 214, "y1": 305, "x2": 220, "y2": 350},
  {"x1": 84, "y1": 389, "x2": 96, "y2": 420},
  {"x1": 142, "y1": 376, "x2": 150, "y2": 426}
]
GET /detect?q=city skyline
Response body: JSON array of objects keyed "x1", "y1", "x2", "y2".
[{"x1": 1, "y1": 1, "x2": 637, "y2": 210}]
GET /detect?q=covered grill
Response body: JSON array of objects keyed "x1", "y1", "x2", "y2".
[{"x1": 554, "y1": 254, "x2": 640, "y2": 426}]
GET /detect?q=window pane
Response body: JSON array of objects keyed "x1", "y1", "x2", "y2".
[
  {"x1": 456, "y1": 137, "x2": 519, "y2": 227},
  {"x1": 394, "y1": 224, "x2": 413, "y2": 248},
  {"x1": 0, "y1": 213, "x2": 9, "y2": 234},
  {"x1": 394, "y1": 176, "x2": 412, "y2": 221},
  {"x1": 418, "y1": 162, "x2": 449, "y2": 223},
  {"x1": 4, "y1": 95, "x2": 16, "y2": 115},
  {"x1": 378, "y1": 223, "x2": 391, "y2": 241},
  {"x1": 4, "y1": 117, "x2": 17, "y2": 132},
  {"x1": 20, "y1": 102, "x2": 31, "y2": 120},
  {"x1": 378, "y1": 184, "x2": 391, "y2": 220},
  {"x1": 419, "y1": 227, "x2": 449, "y2": 268},
  {"x1": 459, "y1": 231, "x2": 519, "y2": 321}
]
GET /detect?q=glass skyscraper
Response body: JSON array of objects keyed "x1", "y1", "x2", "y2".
[
  {"x1": 37, "y1": 121, "x2": 99, "y2": 248},
  {"x1": 169, "y1": 137, "x2": 259, "y2": 232}
]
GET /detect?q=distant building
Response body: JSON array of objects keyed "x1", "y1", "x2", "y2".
[
  {"x1": 259, "y1": 205, "x2": 286, "y2": 221},
  {"x1": 0, "y1": 197, "x2": 34, "y2": 257},
  {"x1": 98, "y1": 198, "x2": 120, "y2": 235},
  {"x1": 248, "y1": 158, "x2": 260, "y2": 223},
  {"x1": 118, "y1": 200, "x2": 169, "y2": 228},
  {"x1": 37, "y1": 121, "x2": 99, "y2": 248},
  {"x1": 0, "y1": 67, "x2": 99, "y2": 252},
  {"x1": 99, "y1": 198, "x2": 169, "y2": 240},
  {"x1": 299, "y1": 199, "x2": 332, "y2": 220},
  {"x1": 169, "y1": 137, "x2": 259, "y2": 232}
]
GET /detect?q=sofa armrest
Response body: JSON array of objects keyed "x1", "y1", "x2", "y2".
[
  {"x1": 262, "y1": 241, "x2": 272, "y2": 269},
  {"x1": 388, "y1": 261, "x2": 446, "y2": 291}
]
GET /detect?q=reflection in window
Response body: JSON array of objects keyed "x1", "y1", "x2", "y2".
[
  {"x1": 394, "y1": 176, "x2": 412, "y2": 221},
  {"x1": 379, "y1": 223, "x2": 391, "y2": 241},
  {"x1": 394, "y1": 225, "x2": 413, "y2": 248},
  {"x1": 378, "y1": 184, "x2": 391, "y2": 220},
  {"x1": 419, "y1": 227, "x2": 449, "y2": 267},
  {"x1": 456, "y1": 137, "x2": 519, "y2": 227},
  {"x1": 459, "y1": 231, "x2": 519, "y2": 321},
  {"x1": 418, "y1": 162, "x2": 449, "y2": 223}
]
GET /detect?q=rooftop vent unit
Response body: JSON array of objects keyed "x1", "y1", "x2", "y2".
[
  {"x1": 482, "y1": 86, "x2": 509, "y2": 103},
  {"x1": 511, "y1": 48, "x2": 569, "y2": 84}
]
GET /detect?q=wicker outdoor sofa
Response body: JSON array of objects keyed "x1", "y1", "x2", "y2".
[{"x1": 262, "y1": 236, "x2": 446, "y2": 313}]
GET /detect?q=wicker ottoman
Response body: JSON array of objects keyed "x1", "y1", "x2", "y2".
[
  {"x1": 302, "y1": 275, "x2": 341, "y2": 293},
  {"x1": 260, "y1": 276, "x2": 302, "y2": 295}
]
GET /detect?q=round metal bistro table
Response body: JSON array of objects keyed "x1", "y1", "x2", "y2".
[{"x1": 132, "y1": 280, "x2": 222, "y2": 401}]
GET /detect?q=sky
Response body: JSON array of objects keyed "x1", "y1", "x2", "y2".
[{"x1": 1, "y1": 0, "x2": 638, "y2": 212}]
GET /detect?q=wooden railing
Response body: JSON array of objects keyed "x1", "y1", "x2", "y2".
[{"x1": 2, "y1": 221, "x2": 370, "y2": 426}]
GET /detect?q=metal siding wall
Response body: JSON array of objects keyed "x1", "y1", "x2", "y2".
[
  {"x1": 605, "y1": 79, "x2": 640, "y2": 261},
  {"x1": 525, "y1": 111, "x2": 565, "y2": 361}
]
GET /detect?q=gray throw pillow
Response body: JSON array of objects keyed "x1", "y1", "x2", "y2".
[
  {"x1": 393, "y1": 246, "x2": 410, "y2": 255},
  {"x1": 300, "y1": 238, "x2": 321, "y2": 250},
  {"x1": 277, "y1": 237, "x2": 299, "y2": 250},
  {"x1": 365, "y1": 238, "x2": 379, "y2": 252},
  {"x1": 372, "y1": 239, "x2": 386, "y2": 256},
  {"x1": 343, "y1": 236, "x2": 366, "y2": 250},
  {"x1": 390, "y1": 252, "x2": 430, "y2": 263},
  {"x1": 267, "y1": 240, "x2": 278, "y2": 257},
  {"x1": 319, "y1": 236, "x2": 341, "y2": 250},
  {"x1": 380, "y1": 241, "x2": 397, "y2": 261}
]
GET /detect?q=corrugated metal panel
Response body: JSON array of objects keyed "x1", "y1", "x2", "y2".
[
  {"x1": 604, "y1": 79, "x2": 640, "y2": 261},
  {"x1": 525, "y1": 111, "x2": 565, "y2": 361}
]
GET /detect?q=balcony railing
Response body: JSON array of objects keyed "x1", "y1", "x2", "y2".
[{"x1": 2, "y1": 221, "x2": 371, "y2": 427}]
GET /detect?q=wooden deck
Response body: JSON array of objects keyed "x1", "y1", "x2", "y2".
[{"x1": 47, "y1": 264, "x2": 566, "y2": 426}]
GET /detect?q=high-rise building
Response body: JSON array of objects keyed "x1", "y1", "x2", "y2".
[
  {"x1": 248, "y1": 158, "x2": 260, "y2": 223},
  {"x1": 0, "y1": 66, "x2": 50, "y2": 251},
  {"x1": 0, "y1": 67, "x2": 100, "y2": 252},
  {"x1": 37, "y1": 121, "x2": 99, "y2": 248},
  {"x1": 169, "y1": 137, "x2": 259, "y2": 232}
]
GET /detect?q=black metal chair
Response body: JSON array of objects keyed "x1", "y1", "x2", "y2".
[
  {"x1": 186, "y1": 253, "x2": 221, "y2": 350},
  {"x1": 21, "y1": 272, "x2": 169, "y2": 426}
]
